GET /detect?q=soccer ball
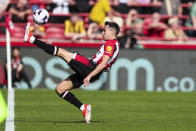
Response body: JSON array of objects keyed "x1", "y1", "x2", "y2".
[{"x1": 33, "y1": 9, "x2": 49, "y2": 25}]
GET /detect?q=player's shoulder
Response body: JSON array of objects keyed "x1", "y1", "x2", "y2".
[
  {"x1": 105, "y1": 39, "x2": 118, "y2": 45},
  {"x1": 104, "y1": 40, "x2": 119, "y2": 52}
]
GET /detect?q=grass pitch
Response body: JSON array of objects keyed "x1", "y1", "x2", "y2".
[{"x1": 1, "y1": 89, "x2": 196, "y2": 131}]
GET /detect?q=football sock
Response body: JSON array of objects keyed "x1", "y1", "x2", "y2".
[
  {"x1": 80, "y1": 104, "x2": 84, "y2": 111},
  {"x1": 60, "y1": 91, "x2": 83, "y2": 109},
  {"x1": 33, "y1": 39, "x2": 58, "y2": 55},
  {"x1": 30, "y1": 36, "x2": 35, "y2": 43}
]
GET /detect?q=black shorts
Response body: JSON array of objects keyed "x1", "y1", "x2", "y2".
[{"x1": 68, "y1": 54, "x2": 102, "y2": 89}]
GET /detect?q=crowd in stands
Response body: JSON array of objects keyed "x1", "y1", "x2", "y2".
[{"x1": 0, "y1": 0, "x2": 196, "y2": 48}]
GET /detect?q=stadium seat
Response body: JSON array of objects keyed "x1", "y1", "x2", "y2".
[
  {"x1": 14, "y1": 26, "x2": 25, "y2": 34},
  {"x1": 12, "y1": 26, "x2": 25, "y2": 38},
  {"x1": 46, "y1": 27, "x2": 64, "y2": 34},
  {"x1": 12, "y1": 33, "x2": 24, "y2": 38},
  {"x1": 46, "y1": 27, "x2": 65, "y2": 39},
  {"x1": 47, "y1": 33, "x2": 65, "y2": 39}
]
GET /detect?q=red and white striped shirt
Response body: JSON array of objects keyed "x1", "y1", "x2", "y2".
[{"x1": 91, "y1": 40, "x2": 120, "y2": 71}]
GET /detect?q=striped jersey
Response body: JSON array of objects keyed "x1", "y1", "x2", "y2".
[{"x1": 91, "y1": 39, "x2": 120, "y2": 71}]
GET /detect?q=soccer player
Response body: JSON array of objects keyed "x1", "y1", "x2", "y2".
[{"x1": 24, "y1": 21, "x2": 120, "y2": 123}]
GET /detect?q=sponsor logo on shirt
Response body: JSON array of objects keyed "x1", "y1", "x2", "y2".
[{"x1": 106, "y1": 46, "x2": 112, "y2": 53}]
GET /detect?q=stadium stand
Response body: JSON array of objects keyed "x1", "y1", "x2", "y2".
[{"x1": 0, "y1": 0, "x2": 196, "y2": 49}]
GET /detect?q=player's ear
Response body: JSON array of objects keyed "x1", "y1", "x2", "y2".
[{"x1": 111, "y1": 29, "x2": 115, "y2": 36}]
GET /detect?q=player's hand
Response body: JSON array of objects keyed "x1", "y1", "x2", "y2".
[{"x1": 83, "y1": 75, "x2": 91, "y2": 87}]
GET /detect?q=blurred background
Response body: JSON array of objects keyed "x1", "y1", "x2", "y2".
[{"x1": 1, "y1": 0, "x2": 196, "y2": 92}]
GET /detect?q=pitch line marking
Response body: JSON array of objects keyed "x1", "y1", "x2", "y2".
[{"x1": 5, "y1": 89, "x2": 15, "y2": 131}]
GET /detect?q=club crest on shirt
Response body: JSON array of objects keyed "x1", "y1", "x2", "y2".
[{"x1": 106, "y1": 46, "x2": 112, "y2": 52}]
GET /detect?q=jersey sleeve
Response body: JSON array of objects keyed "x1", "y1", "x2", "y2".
[{"x1": 103, "y1": 41, "x2": 115, "y2": 57}]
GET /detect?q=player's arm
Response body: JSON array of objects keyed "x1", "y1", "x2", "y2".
[
  {"x1": 89, "y1": 55, "x2": 110, "y2": 77},
  {"x1": 83, "y1": 55, "x2": 110, "y2": 87},
  {"x1": 24, "y1": 9, "x2": 32, "y2": 15},
  {"x1": 9, "y1": 7, "x2": 19, "y2": 15}
]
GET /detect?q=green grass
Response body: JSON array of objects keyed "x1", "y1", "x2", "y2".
[
  {"x1": 0, "y1": 89, "x2": 7, "y2": 131},
  {"x1": 1, "y1": 89, "x2": 196, "y2": 131}
]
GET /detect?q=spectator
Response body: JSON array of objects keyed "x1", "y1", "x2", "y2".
[
  {"x1": 32, "y1": 0, "x2": 50, "y2": 12},
  {"x1": 124, "y1": 9, "x2": 143, "y2": 48},
  {"x1": 87, "y1": 22, "x2": 102, "y2": 40},
  {"x1": 186, "y1": 1, "x2": 196, "y2": 37},
  {"x1": 126, "y1": 9, "x2": 143, "y2": 35},
  {"x1": 103, "y1": 9, "x2": 125, "y2": 47},
  {"x1": 113, "y1": 0, "x2": 133, "y2": 14},
  {"x1": 9, "y1": 0, "x2": 32, "y2": 23},
  {"x1": 164, "y1": 17, "x2": 188, "y2": 41},
  {"x1": 135, "y1": 0, "x2": 150, "y2": 4},
  {"x1": 69, "y1": 0, "x2": 95, "y2": 12},
  {"x1": 89, "y1": 0, "x2": 119, "y2": 26},
  {"x1": 0, "y1": 0, "x2": 10, "y2": 34},
  {"x1": 104, "y1": 11, "x2": 124, "y2": 37},
  {"x1": 134, "y1": 0, "x2": 161, "y2": 14},
  {"x1": 143, "y1": 12, "x2": 168, "y2": 37},
  {"x1": 5, "y1": 47, "x2": 32, "y2": 88},
  {"x1": 0, "y1": 0, "x2": 10, "y2": 19},
  {"x1": 64, "y1": 13, "x2": 86, "y2": 41},
  {"x1": 181, "y1": 0, "x2": 194, "y2": 13},
  {"x1": 51, "y1": 0, "x2": 69, "y2": 14},
  {"x1": 159, "y1": 0, "x2": 182, "y2": 16},
  {"x1": 46, "y1": 0, "x2": 69, "y2": 23},
  {"x1": 134, "y1": 0, "x2": 161, "y2": 5},
  {"x1": 113, "y1": 0, "x2": 161, "y2": 14}
]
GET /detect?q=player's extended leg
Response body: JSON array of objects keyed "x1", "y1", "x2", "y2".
[
  {"x1": 24, "y1": 22, "x2": 74, "y2": 64},
  {"x1": 56, "y1": 77, "x2": 91, "y2": 123}
]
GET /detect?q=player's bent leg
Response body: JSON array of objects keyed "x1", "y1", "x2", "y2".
[
  {"x1": 55, "y1": 78, "x2": 74, "y2": 95},
  {"x1": 55, "y1": 77, "x2": 92, "y2": 123},
  {"x1": 55, "y1": 78, "x2": 83, "y2": 111}
]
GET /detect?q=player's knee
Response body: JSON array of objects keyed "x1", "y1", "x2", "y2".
[
  {"x1": 55, "y1": 85, "x2": 63, "y2": 95},
  {"x1": 55, "y1": 84, "x2": 69, "y2": 95}
]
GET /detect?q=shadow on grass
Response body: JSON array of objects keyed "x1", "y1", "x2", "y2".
[{"x1": 14, "y1": 119, "x2": 103, "y2": 124}]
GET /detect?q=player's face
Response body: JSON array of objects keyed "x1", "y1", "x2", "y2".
[{"x1": 102, "y1": 25, "x2": 112, "y2": 40}]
